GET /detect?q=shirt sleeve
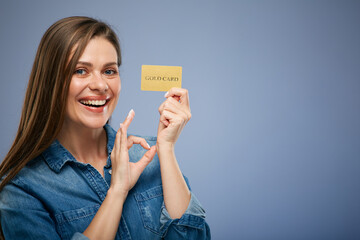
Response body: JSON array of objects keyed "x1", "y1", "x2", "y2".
[
  {"x1": 159, "y1": 174, "x2": 211, "y2": 239},
  {"x1": 0, "y1": 179, "x2": 89, "y2": 240},
  {"x1": 160, "y1": 192, "x2": 211, "y2": 239}
]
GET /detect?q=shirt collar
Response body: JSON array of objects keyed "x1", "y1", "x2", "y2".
[{"x1": 43, "y1": 124, "x2": 116, "y2": 173}]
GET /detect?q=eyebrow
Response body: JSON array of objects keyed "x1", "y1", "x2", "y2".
[{"x1": 77, "y1": 61, "x2": 118, "y2": 67}]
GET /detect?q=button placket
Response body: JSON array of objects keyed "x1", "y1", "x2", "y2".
[{"x1": 83, "y1": 165, "x2": 109, "y2": 201}]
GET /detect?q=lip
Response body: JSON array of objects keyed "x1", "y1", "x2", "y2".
[
  {"x1": 79, "y1": 95, "x2": 110, "y2": 101},
  {"x1": 78, "y1": 95, "x2": 111, "y2": 113}
]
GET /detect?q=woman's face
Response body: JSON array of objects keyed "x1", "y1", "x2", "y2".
[{"x1": 65, "y1": 37, "x2": 121, "y2": 129}]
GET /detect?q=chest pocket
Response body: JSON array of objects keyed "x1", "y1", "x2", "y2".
[
  {"x1": 54, "y1": 204, "x2": 100, "y2": 240},
  {"x1": 134, "y1": 185, "x2": 165, "y2": 236}
]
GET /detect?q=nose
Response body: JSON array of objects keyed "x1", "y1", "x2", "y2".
[{"x1": 89, "y1": 72, "x2": 108, "y2": 93}]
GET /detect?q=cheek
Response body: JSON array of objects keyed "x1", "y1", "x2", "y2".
[
  {"x1": 66, "y1": 78, "x2": 87, "y2": 111},
  {"x1": 68, "y1": 78, "x2": 85, "y2": 98},
  {"x1": 111, "y1": 78, "x2": 121, "y2": 98}
]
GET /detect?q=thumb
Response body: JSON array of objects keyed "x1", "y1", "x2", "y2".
[{"x1": 157, "y1": 119, "x2": 167, "y2": 135}]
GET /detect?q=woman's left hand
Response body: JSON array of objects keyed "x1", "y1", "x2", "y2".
[{"x1": 157, "y1": 88, "x2": 192, "y2": 147}]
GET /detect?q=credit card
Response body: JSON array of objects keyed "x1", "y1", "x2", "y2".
[{"x1": 141, "y1": 65, "x2": 182, "y2": 92}]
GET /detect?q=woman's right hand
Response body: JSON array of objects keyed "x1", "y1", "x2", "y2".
[
  {"x1": 110, "y1": 109, "x2": 157, "y2": 197},
  {"x1": 84, "y1": 109, "x2": 156, "y2": 239}
]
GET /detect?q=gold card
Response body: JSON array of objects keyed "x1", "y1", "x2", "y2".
[{"x1": 141, "y1": 65, "x2": 182, "y2": 92}]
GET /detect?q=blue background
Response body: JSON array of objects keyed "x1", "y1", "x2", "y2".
[{"x1": 1, "y1": 0, "x2": 359, "y2": 239}]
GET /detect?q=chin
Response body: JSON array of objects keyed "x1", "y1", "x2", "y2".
[{"x1": 81, "y1": 117, "x2": 109, "y2": 129}]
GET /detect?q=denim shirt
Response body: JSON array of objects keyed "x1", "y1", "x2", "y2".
[{"x1": 0, "y1": 124, "x2": 210, "y2": 239}]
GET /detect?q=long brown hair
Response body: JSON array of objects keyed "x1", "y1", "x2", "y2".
[{"x1": 0, "y1": 16, "x2": 121, "y2": 191}]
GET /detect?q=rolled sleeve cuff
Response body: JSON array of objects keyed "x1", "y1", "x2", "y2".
[
  {"x1": 160, "y1": 192, "x2": 206, "y2": 229},
  {"x1": 71, "y1": 232, "x2": 89, "y2": 240}
]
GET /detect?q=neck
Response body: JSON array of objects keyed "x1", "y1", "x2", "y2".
[{"x1": 57, "y1": 120, "x2": 108, "y2": 164}]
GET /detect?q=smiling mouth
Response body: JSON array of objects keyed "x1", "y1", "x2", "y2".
[{"x1": 79, "y1": 99, "x2": 108, "y2": 108}]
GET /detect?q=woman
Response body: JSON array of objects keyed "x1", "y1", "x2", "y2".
[{"x1": 0, "y1": 16, "x2": 210, "y2": 239}]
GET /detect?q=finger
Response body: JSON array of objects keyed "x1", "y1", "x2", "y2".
[
  {"x1": 168, "y1": 95, "x2": 181, "y2": 102},
  {"x1": 127, "y1": 136, "x2": 151, "y2": 150},
  {"x1": 160, "y1": 110, "x2": 185, "y2": 126},
  {"x1": 160, "y1": 94, "x2": 187, "y2": 114},
  {"x1": 160, "y1": 114, "x2": 170, "y2": 127},
  {"x1": 164, "y1": 88, "x2": 190, "y2": 106},
  {"x1": 160, "y1": 109, "x2": 175, "y2": 127},
  {"x1": 122, "y1": 109, "x2": 135, "y2": 129},
  {"x1": 158, "y1": 120, "x2": 166, "y2": 133},
  {"x1": 119, "y1": 124, "x2": 128, "y2": 154},
  {"x1": 158, "y1": 101, "x2": 170, "y2": 126},
  {"x1": 162, "y1": 98, "x2": 190, "y2": 121},
  {"x1": 163, "y1": 97, "x2": 185, "y2": 112},
  {"x1": 113, "y1": 126, "x2": 121, "y2": 158},
  {"x1": 133, "y1": 146, "x2": 156, "y2": 176},
  {"x1": 158, "y1": 101, "x2": 165, "y2": 115},
  {"x1": 162, "y1": 97, "x2": 185, "y2": 114},
  {"x1": 119, "y1": 109, "x2": 135, "y2": 154}
]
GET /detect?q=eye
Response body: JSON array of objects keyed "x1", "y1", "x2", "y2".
[
  {"x1": 104, "y1": 69, "x2": 118, "y2": 75},
  {"x1": 74, "y1": 69, "x2": 87, "y2": 75}
]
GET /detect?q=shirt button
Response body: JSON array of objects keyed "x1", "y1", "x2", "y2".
[{"x1": 109, "y1": 169, "x2": 112, "y2": 175}]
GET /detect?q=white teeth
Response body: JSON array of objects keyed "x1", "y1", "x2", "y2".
[{"x1": 80, "y1": 99, "x2": 106, "y2": 106}]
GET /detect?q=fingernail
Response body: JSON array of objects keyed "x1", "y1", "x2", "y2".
[
  {"x1": 147, "y1": 143, "x2": 151, "y2": 148},
  {"x1": 164, "y1": 91, "x2": 169, "y2": 97},
  {"x1": 119, "y1": 123, "x2": 123, "y2": 129},
  {"x1": 127, "y1": 109, "x2": 134, "y2": 119}
]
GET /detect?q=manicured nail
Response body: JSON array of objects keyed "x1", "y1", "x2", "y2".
[
  {"x1": 147, "y1": 143, "x2": 151, "y2": 148},
  {"x1": 127, "y1": 109, "x2": 134, "y2": 119},
  {"x1": 119, "y1": 123, "x2": 123, "y2": 129},
  {"x1": 164, "y1": 91, "x2": 169, "y2": 97}
]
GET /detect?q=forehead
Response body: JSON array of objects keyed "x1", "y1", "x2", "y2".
[{"x1": 78, "y1": 37, "x2": 118, "y2": 63}]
